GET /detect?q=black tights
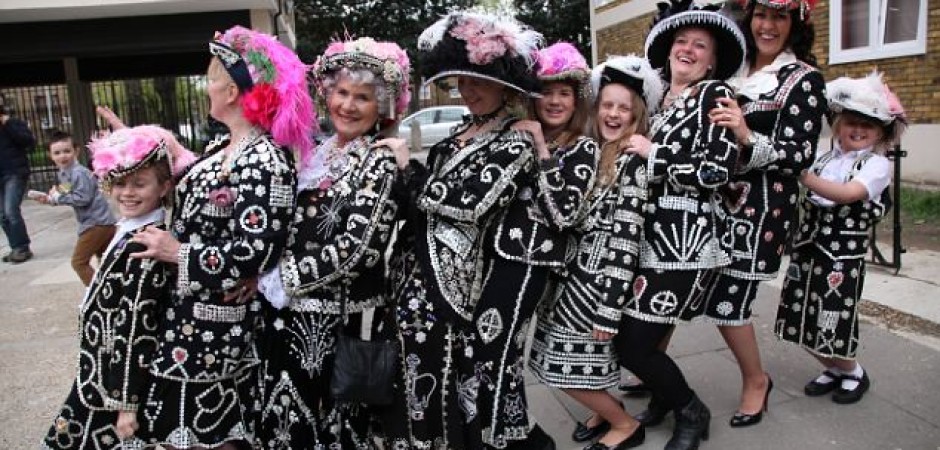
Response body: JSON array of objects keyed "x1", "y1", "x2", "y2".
[{"x1": 615, "y1": 316, "x2": 693, "y2": 410}]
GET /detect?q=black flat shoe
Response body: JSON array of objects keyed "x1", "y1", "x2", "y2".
[
  {"x1": 729, "y1": 376, "x2": 773, "y2": 427},
  {"x1": 572, "y1": 417, "x2": 611, "y2": 443},
  {"x1": 583, "y1": 425, "x2": 645, "y2": 450},
  {"x1": 618, "y1": 381, "x2": 651, "y2": 397},
  {"x1": 635, "y1": 397, "x2": 669, "y2": 427},
  {"x1": 832, "y1": 371, "x2": 870, "y2": 404},
  {"x1": 804, "y1": 370, "x2": 841, "y2": 396}
]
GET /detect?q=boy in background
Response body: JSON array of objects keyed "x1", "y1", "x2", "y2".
[{"x1": 36, "y1": 131, "x2": 116, "y2": 285}]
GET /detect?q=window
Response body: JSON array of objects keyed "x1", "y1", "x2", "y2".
[
  {"x1": 412, "y1": 110, "x2": 435, "y2": 126},
  {"x1": 830, "y1": 0, "x2": 926, "y2": 64},
  {"x1": 449, "y1": 88, "x2": 461, "y2": 99},
  {"x1": 420, "y1": 80, "x2": 431, "y2": 101},
  {"x1": 438, "y1": 108, "x2": 466, "y2": 122}
]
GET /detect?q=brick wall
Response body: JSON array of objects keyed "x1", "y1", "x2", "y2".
[
  {"x1": 812, "y1": 1, "x2": 940, "y2": 125},
  {"x1": 596, "y1": 12, "x2": 655, "y2": 62},
  {"x1": 594, "y1": 1, "x2": 940, "y2": 123}
]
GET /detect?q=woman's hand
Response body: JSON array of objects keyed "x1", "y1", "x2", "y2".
[
  {"x1": 130, "y1": 226, "x2": 181, "y2": 263},
  {"x1": 592, "y1": 329, "x2": 615, "y2": 341},
  {"x1": 373, "y1": 137, "x2": 410, "y2": 170},
  {"x1": 622, "y1": 134, "x2": 652, "y2": 159},
  {"x1": 223, "y1": 277, "x2": 258, "y2": 304},
  {"x1": 115, "y1": 410, "x2": 138, "y2": 440},
  {"x1": 96, "y1": 105, "x2": 127, "y2": 130},
  {"x1": 513, "y1": 119, "x2": 551, "y2": 160},
  {"x1": 708, "y1": 97, "x2": 751, "y2": 144}
]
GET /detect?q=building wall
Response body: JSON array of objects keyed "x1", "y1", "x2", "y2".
[{"x1": 592, "y1": 0, "x2": 940, "y2": 185}]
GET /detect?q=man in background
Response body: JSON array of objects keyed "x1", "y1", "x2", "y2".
[{"x1": 0, "y1": 94, "x2": 36, "y2": 263}]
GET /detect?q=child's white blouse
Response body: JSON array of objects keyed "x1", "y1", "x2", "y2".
[{"x1": 810, "y1": 143, "x2": 891, "y2": 207}]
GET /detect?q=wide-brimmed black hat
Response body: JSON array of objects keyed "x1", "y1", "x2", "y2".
[
  {"x1": 418, "y1": 11, "x2": 543, "y2": 96},
  {"x1": 645, "y1": 0, "x2": 746, "y2": 81}
]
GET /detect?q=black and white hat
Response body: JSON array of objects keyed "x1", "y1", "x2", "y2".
[
  {"x1": 418, "y1": 11, "x2": 543, "y2": 96},
  {"x1": 645, "y1": 0, "x2": 746, "y2": 81},
  {"x1": 591, "y1": 55, "x2": 665, "y2": 113},
  {"x1": 827, "y1": 71, "x2": 907, "y2": 145}
]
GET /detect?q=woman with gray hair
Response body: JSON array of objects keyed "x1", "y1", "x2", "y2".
[{"x1": 252, "y1": 37, "x2": 411, "y2": 448}]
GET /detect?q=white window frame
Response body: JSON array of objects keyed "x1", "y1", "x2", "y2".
[{"x1": 829, "y1": 0, "x2": 928, "y2": 64}]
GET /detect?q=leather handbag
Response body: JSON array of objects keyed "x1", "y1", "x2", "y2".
[{"x1": 329, "y1": 310, "x2": 399, "y2": 405}]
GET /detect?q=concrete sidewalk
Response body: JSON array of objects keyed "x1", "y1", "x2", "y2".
[{"x1": 2, "y1": 202, "x2": 939, "y2": 449}]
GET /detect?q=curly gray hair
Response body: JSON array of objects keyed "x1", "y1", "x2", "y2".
[{"x1": 319, "y1": 68, "x2": 392, "y2": 118}]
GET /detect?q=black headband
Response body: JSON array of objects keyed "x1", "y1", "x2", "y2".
[
  {"x1": 209, "y1": 41, "x2": 254, "y2": 92},
  {"x1": 600, "y1": 66, "x2": 645, "y2": 100}
]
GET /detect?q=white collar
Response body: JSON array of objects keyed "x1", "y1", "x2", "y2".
[
  {"x1": 117, "y1": 208, "x2": 166, "y2": 235},
  {"x1": 832, "y1": 140, "x2": 874, "y2": 158},
  {"x1": 728, "y1": 50, "x2": 798, "y2": 100}
]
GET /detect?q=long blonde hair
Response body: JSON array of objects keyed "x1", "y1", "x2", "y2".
[{"x1": 591, "y1": 86, "x2": 650, "y2": 186}]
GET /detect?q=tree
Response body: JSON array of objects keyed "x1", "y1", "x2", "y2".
[
  {"x1": 515, "y1": 0, "x2": 591, "y2": 60},
  {"x1": 294, "y1": 0, "x2": 476, "y2": 112}
]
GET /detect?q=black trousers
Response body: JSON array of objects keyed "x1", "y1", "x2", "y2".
[{"x1": 614, "y1": 316, "x2": 694, "y2": 410}]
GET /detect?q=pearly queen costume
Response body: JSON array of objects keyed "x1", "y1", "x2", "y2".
[
  {"x1": 381, "y1": 12, "x2": 544, "y2": 450},
  {"x1": 253, "y1": 37, "x2": 409, "y2": 449},
  {"x1": 529, "y1": 55, "x2": 660, "y2": 391},
  {"x1": 702, "y1": 48, "x2": 827, "y2": 324},
  {"x1": 42, "y1": 126, "x2": 194, "y2": 450},
  {"x1": 475, "y1": 42, "x2": 599, "y2": 448},
  {"x1": 776, "y1": 73, "x2": 904, "y2": 359},
  {"x1": 139, "y1": 26, "x2": 310, "y2": 448},
  {"x1": 623, "y1": 34, "x2": 742, "y2": 324}
]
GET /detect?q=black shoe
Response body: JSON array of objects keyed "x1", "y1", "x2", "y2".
[
  {"x1": 572, "y1": 416, "x2": 611, "y2": 443},
  {"x1": 7, "y1": 249, "x2": 32, "y2": 264},
  {"x1": 665, "y1": 393, "x2": 710, "y2": 450},
  {"x1": 583, "y1": 425, "x2": 645, "y2": 450},
  {"x1": 804, "y1": 370, "x2": 841, "y2": 396},
  {"x1": 832, "y1": 371, "x2": 870, "y2": 404},
  {"x1": 635, "y1": 396, "x2": 669, "y2": 427},
  {"x1": 729, "y1": 375, "x2": 773, "y2": 427},
  {"x1": 618, "y1": 381, "x2": 651, "y2": 397},
  {"x1": 1, "y1": 252, "x2": 10, "y2": 262},
  {"x1": 507, "y1": 424, "x2": 555, "y2": 450}
]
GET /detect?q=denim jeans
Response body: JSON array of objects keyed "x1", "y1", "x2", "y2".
[{"x1": 0, "y1": 173, "x2": 30, "y2": 251}]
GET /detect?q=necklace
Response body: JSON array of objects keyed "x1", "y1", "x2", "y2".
[
  {"x1": 468, "y1": 105, "x2": 505, "y2": 126},
  {"x1": 218, "y1": 128, "x2": 262, "y2": 181}
]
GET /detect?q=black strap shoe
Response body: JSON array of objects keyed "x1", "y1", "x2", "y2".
[
  {"x1": 804, "y1": 370, "x2": 841, "y2": 396},
  {"x1": 832, "y1": 371, "x2": 870, "y2": 404}
]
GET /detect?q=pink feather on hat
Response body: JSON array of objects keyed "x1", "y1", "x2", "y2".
[
  {"x1": 212, "y1": 26, "x2": 317, "y2": 165},
  {"x1": 89, "y1": 125, "x2": 196, "y2": 184}
]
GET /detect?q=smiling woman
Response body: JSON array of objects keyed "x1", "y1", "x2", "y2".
[
  {"x1": 608, "y1": 2, "x2": 746, "y2": 449},
  {"x1": 251, "y1": 36, "x2": 411, "y2": 449}
]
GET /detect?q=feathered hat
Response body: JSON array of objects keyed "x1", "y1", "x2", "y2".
[
  {"x1": 592, "y1": 55, "x2": 665, "y2": 114},
  {"x1": 418, "y1": 11, "x2": 543, "y2": 96},
  {"x1": 89, "y1": 125, "x2": 197, "y2": 189},
  {"x1": 646, "y1": 0, "x2": 746, "y2": 81},
  {"x1": 536, "y1": 42, "x2": 591, "y2": 98},
  {"x1": 827, "y1": 71, "x2": 907, "y2": 145},
  {"x1": 737, "y1": 0, "x2": 817, "y2": 22},
  {"x1": 209, "y1": 26, "x2": 316, "y2": 162},
  {"x1": 311, "y1": 37, "x2": 412, "y2": 119}
]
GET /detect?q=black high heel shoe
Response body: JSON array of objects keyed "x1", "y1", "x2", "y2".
[{"x1": 729, "y1": 376, "x2": 773, "y2": 427}]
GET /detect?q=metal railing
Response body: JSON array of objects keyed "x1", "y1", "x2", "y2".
[{"x1": 2, "y1": 75, "x2": 209, "y2": 192}]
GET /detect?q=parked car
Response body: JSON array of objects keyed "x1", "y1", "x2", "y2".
[{"x1": 398, "y1": 106, "x2": 469, "y2": 150}]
